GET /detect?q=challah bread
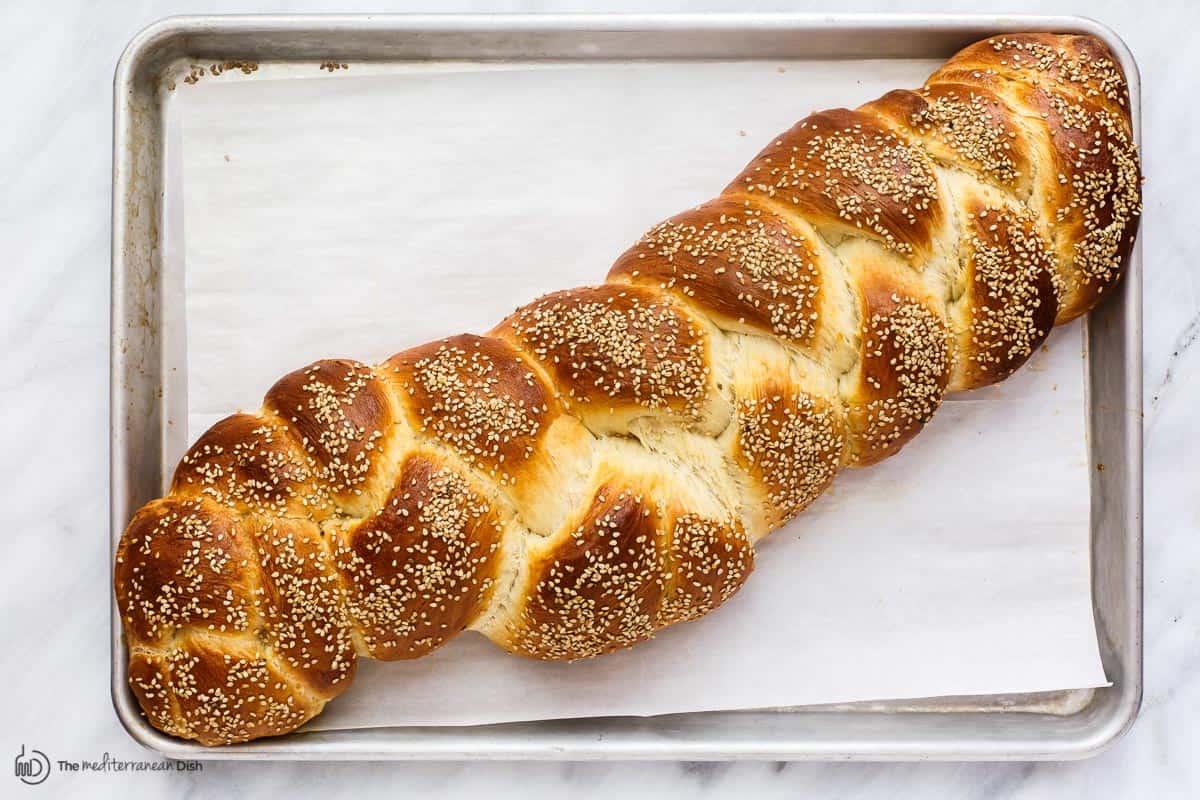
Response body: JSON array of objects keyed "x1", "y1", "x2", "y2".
[{"x1": 114, "y1": 33, "x2": 1141, "y2": 745}]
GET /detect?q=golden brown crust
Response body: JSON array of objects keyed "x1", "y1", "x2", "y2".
[
  {"x1": 128, "y1": 653, "x2": 185, "y2": 739},
  {"x1": 608, "y1": 198, "x2": 823, "y2": 345},
  {"x1": 494, "y1": 449, "x2": 756, "y2": 659},
  {"x1": 263, "y1": 359, "x2": 400, "y2": 512},
  {"x1": 732, "y1": 386, "x2": 845, "y2": 528},
  {"x1": 492, "y1": 284, "x2": 717, "y2": 432},
  {"x1": 170, "y1": 414, "x2": 328, "y2": 519},
  {"x1": 116, "y1": 32, "x2": 1141, "y2": 746},
  {"x1": 928, "y1": 34, "x2": 1141, "y2": 322},
  {"x1": 862, "y1": 83, "x2": 1035, "y2": 197},
  {"x1": 499, "y1": 484, "x2": 666, "y2": 660},
  {"x1": 1019, "y1": 85, "x2": 1139, "y2": 320},
  {"x1": 165, "y1": 635, "x2": 321, "y2": 746},
  {"x1": 842, "y1": 271, "x2": 952, "y2": 466},
  {"x1": 249, "y1": 517, "x2": 357, "y2": 696},
  {"x1": 658, "y1": 513, "x2": 754, "y2": 626},
  {"x1": 331, "y1": 451, "x2": 505, "y2": 660},
  {"x1": 949, "y1": 197, "x2": 1059, "y2": 390},
  {"x1": 726, "y1": 108, "x2": 946, "y2": 264},
  {"x1": 115, "y1": 496, "x2": 255, "y2": 646},
  {"x1": 385, "y1": 334, "x2": 559, "y2": 483},
  {"x1": 933, "y1": 33, "x2": 1131, "y2": 118}
]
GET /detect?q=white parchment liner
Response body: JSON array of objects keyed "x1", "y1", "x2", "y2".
[{"x1": 175, "y1": 59, "x2": 1106, "y2": 727}]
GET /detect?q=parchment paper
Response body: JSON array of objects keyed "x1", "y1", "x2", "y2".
[{"x1": 175, "y1": 59, "x2": 1107, "y2": 728}]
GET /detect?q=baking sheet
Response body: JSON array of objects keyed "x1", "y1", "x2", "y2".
[{"x1": 174, "y1": 58, "x2": 1107, "y2": 728}]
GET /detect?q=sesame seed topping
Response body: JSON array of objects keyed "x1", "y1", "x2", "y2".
[
  {"x1": 657, "y1": 514, "x2": 754, "y2": 625},
  {"x1": 1039, "y1": 90, "x2": 1141, "y2": 292},
  {"x1": 252, "y1": 518, "x2": 356, "y2": 682},
  {"x1": 956, "y1": 204, "x2": 1059, "y2": 383},
  {"x1": 116, "y1": 32, "x2": 1139, "y2": 746},
  {"x1": 500, "y1": 286, "x2": 712, "y2": 423},
  {"x1": 390, "y1": 335, "x2": 551, "y2": 483},
  {"x1": 265, "y1": 360, "x2": 391, "y2": 501},
  {"x1": 734, "y1": 110, "x2": 942, "y2": 258},
  {"x1": 986, "y1": 36, "x2": 1127, "y2": 106},
  {"x1": 504, "y1": 487, "x2": 665, "y2": 660},
  {"x1": 849, "y1": 299, "x2": 951, "y2": 461},
  {"x1": 908, "y1": 88, "x2": 1021, "y2": 186},
  {"x1": 735, "y1": 390, "x2": 845, "y2": 522},
  {"x1": 612, "y1": 203, "x2": 823, "y2": 343},
  {"x1": 332, "y1": 454, "x2": 503, "y2": 659},
  {"x1": 173, "y1": 415, "x2": 329, "y2": 518}
]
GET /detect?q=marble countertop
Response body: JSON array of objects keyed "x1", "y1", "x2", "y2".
[{"x1": 3, "y1": 0, "x2": 1195, "y2": 796}]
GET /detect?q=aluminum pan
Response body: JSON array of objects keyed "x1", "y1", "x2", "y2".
[{"x1": 111, "y1": 12, "x2": 1142, "y2": 761}]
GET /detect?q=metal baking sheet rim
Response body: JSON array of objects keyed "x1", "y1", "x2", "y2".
[{"x1": 110, "y1": 13, "x2": 1143, "y2": 761}]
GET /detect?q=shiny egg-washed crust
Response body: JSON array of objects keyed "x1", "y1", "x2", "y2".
[
  {"x1": 115, "y1": 34, "x2": 1141, "y2": 745},
  {"x1": 727, "y1": 107, "x2": 950, "y2": 266}
]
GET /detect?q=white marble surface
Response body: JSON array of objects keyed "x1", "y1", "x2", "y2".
[{"x1": 1, "y1": 0, "x2": 1195, "y2": 796}]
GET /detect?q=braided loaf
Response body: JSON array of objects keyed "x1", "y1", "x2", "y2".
[{"x1": 115, "y1": 33, "x2": 1141, "y2": 745}]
